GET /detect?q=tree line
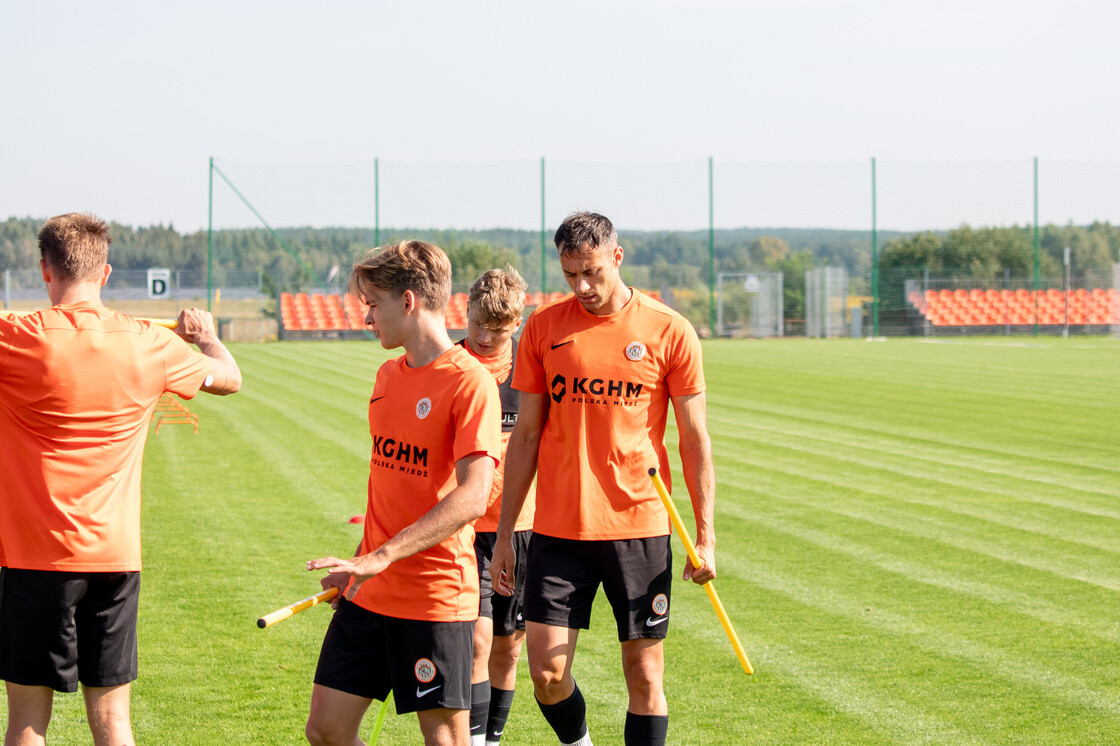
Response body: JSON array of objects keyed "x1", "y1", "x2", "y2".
[{"x1": 3, "y1": 217, "x2": 1117, "y2": 327}]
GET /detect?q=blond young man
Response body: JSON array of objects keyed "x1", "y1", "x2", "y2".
[
  {"x1": 0, "y1": 212, "x2": 241, "y2": 746},
  {"x1": 456, "y1": 268, "x2": 535, "y2": 746},
  {"x1": 491, "y1": 212, "x2": 716, "y2": 746},
  {"x1": 306, "y1": 241, "x2": 502, "y2": 746}
]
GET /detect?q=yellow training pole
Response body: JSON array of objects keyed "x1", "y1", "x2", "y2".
[
  {"x1": 257, "y1": 587, "x2": 339, "y2": 629},
  {"x1": 138, "y1": 317, "x2": 179, "y2": 329},
  {"x1": 648, "y1": 468, "x2": 753, "y2": 675}
]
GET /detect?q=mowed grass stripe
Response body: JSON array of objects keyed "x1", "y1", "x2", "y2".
[
  {"x1": 714, "y1": 495, "x2": 1120, "y2": 697},
  {"x1": 714, "y1": 449, "x2": 1120, "y2": 591},
  {"x1": 709, "y1": 397, "x2": 1120, "y2": 501},
  {"x1": 711, "y1": 427, "x2": 1120, "y2": 549},
  {"x1": 710, "y1": 382, "x2": 1119, "y2": 478},
  {"x1": 138, "y1": 409, "x2": 351, "y2": 742},
  {"x1": 717, "y1": 485, "x2": 1120, "y2": 646},
  {"x1": 690, "y1": 494, "x2": 1120, "y2": 741},
  {"x1": 707, "y1": 340, "x2": 1120, "y2": 465},
  {"x1": 715, "y1": 547, "x2": 1120, "y2": 725}
]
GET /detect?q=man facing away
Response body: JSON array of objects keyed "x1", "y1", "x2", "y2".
[
  {"x1": 0, "y1": 212, "x2": 242, "y2": 746},
  {"x1": 491, "y1": 211, "x2": 717, "y2": 746},
  {"x1": 456, "y1": 268, "x2": 535, "y2": 746},
  {"x1": 306, "y1": 241, "x2": 502, "y2": 746}
]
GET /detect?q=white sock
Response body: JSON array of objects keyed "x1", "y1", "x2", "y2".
[
  {"x1": 471, "y1": 735, "x2": 486, "y2": 746},
  {"x1": 561, "y1": 734, "x2": 593, "y2": 746}
]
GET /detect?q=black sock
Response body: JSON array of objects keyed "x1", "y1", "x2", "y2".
[
  {"x1": 536, "y1": 682, "x2": 589, "y2": 744},
  {"x1": 624, "y1": 712, "x2": 668, "y2": 746},
  {"x1": 470, "y1": 681, "x2": 491, "y2": 739},
  {"x1": 487, "y1": 686, "x2": 516, "y2": 742}
]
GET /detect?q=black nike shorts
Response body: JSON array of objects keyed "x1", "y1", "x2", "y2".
[
  {"x1": 523, "y1": 534, "x2": 672, "y2": 642},
  {"x1": 475, "y1": 530, "x2": 531, "y2": 636},
  {"x1": 0, "y1": 568, "x2": 140, "y2": 692},
  {"x1": 313, "y1": 598, "x2": 473, "y2": 714}
]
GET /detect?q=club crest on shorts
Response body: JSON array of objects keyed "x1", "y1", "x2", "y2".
[
  {"x1": 414, "y1": 657, "x2": 437, "y2": 683},
  {"x1": 415, "y1": 397, "x2": 432, "y2": 419},
  {"x1": 625, "y1": 341, "x2": 646, "y2": 362},
  {"x1": 652, "y1": 593, "x2": 668, "y2": 616}
]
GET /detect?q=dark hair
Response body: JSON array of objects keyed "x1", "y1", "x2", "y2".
[
  {"x1": 554, "y1": 211, "x2": 618, "y2": 257},
  {"x1": 348, "y1": 240, "x2": 452, "y2": 311},
  {"x1": 38, "y1": 212, "x2": 111, "y2": 281}
]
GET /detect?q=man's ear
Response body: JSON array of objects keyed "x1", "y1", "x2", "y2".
[
  {"x1": 401, "y1": 288, "x2": 416, "y2": 314},
  {"x1": 101, "y1": 263, "x2": 113, "y2": 286},
  {"x1": 40, "y1": 259, "x2": 51, "y2": 284}
]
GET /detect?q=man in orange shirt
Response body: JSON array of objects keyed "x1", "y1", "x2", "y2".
[
  {"x1": 306, "y1": 241, "x2": 502, "y2": 746},
  {"x1": 456, "y1": 268, "x2": 535, "y2": 746},
  {"x1": 492, "y1": 212, "x2": 717, "y2": 746},
  {"x1": 0, "y1": 212, "x2": 242, "y2": 746}
]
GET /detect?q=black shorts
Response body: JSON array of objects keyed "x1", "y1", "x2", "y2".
[
  {"x1": 475, "y1": 530, "x2": 531, "y2": 636},
  {"x1": 0, "y1": 568, "x2": 140, "y2": 692},
  {"x1": 523, "y1": 534, "x2": 672, "y2": 642},
  {"x1": 314, "y1": 598, "x2": 474, "y2": 715}
]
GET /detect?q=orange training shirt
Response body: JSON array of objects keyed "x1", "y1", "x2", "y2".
[
  {"x1": 0, "y1": 303, "x2": 211, "y2": 571},
  {"x1": 351, "y1": 345, "x2": 502, "y2": 622},
  {"x1": 513, "y1": 290, "x2": 705, "y2": 541},
  {"x1": 459, "y1": 340, "x2": 535, "y2": 533}
]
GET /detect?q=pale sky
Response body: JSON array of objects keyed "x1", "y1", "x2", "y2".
[{"x1": 2, "y1": 0, "x2": 1118, "y2": 233}]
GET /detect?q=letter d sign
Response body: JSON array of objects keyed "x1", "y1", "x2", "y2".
[{"x1": 148, "y1": 268, "x2": 171, "y2": 299}]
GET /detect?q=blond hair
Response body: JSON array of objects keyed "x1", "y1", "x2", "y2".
[{"x1": 468, "y1": 267, "x2": 527, "y2": 325}]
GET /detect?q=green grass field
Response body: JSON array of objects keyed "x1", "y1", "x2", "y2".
[{"x1": 4, "y1": 337, "x2": 1119, "y2": 744}]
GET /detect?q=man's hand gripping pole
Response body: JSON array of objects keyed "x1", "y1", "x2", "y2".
[{"x1": 648, "y1": 467, "x2": 753, "y2": 675}]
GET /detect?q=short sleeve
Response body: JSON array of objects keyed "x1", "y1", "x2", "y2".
[
  {"x1": 511, "y1": 312, "x2": 547, "y2": 394},
  {"x1": 155, "y1": 327, "x2": 211, "y2": 399},
  {"x1": 664, "y1": 317, "x2": 705, "y2": 398},
  {"x1": 452, "y1": 367, "x2": 503, "y2": 468}
]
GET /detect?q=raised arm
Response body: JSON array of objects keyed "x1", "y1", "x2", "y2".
[
  {"x1": 174, "y1": 308, "x2": 242, "y2": 395},
  {"x1": 671, "y1": 391, "x2": 716, "y2": 585},
  {"x1": 308, "y1": 452, "x2": 494, "y2": 600},
  {"x1": 491, "y1": 390, "x2": 547, "y2": 596}
]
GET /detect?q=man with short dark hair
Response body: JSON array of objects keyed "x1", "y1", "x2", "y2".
[
  {"x1": 492, "y1": 212, "x2": 717, "y2": 746},
  {"x1": 306, "y1": 240, "x2": 503, "y2": 746},
  {"x1": 0, "y1": 211, "x2": 242, "y2": 746}
]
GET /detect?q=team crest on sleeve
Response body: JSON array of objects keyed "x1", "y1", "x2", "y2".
[
  {"x1": 415, "y1": 397, "x2": 432, "y2": 419},
  {"x1": 414, "y1": 657, "x2": 437, "y2": 683},
  {"x1": 625, "y1": 341, "x2": 647, "y2": 362}
]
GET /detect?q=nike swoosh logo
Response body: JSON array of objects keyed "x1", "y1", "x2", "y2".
[
  {"x1": 645, "y1": 616, "x2": 669, "y2": 627},
  {"x1": 551, "y1": 341, "x2": 573, "y2": 350},
  {"x1": 416, "y1": 684, "x2": 441, "y2": 697},
  {"x1": 370, "y1": 396, "x2": 385, "y2": 403},
  {"x1": 494, "y1": 730, "x2": 504, "y2": 737}
]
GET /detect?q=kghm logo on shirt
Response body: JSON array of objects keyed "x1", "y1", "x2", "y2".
[
  {"x1": 370, "y1": 435, "x2": 429, "y2": 476},
  {"x1": 550, "y1": 373, "x2": 643, "y2": 407}
]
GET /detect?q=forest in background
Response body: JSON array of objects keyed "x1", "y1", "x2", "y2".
[{"x1": 3, "y1": 217, "x2": 1118, "y2": 326}]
